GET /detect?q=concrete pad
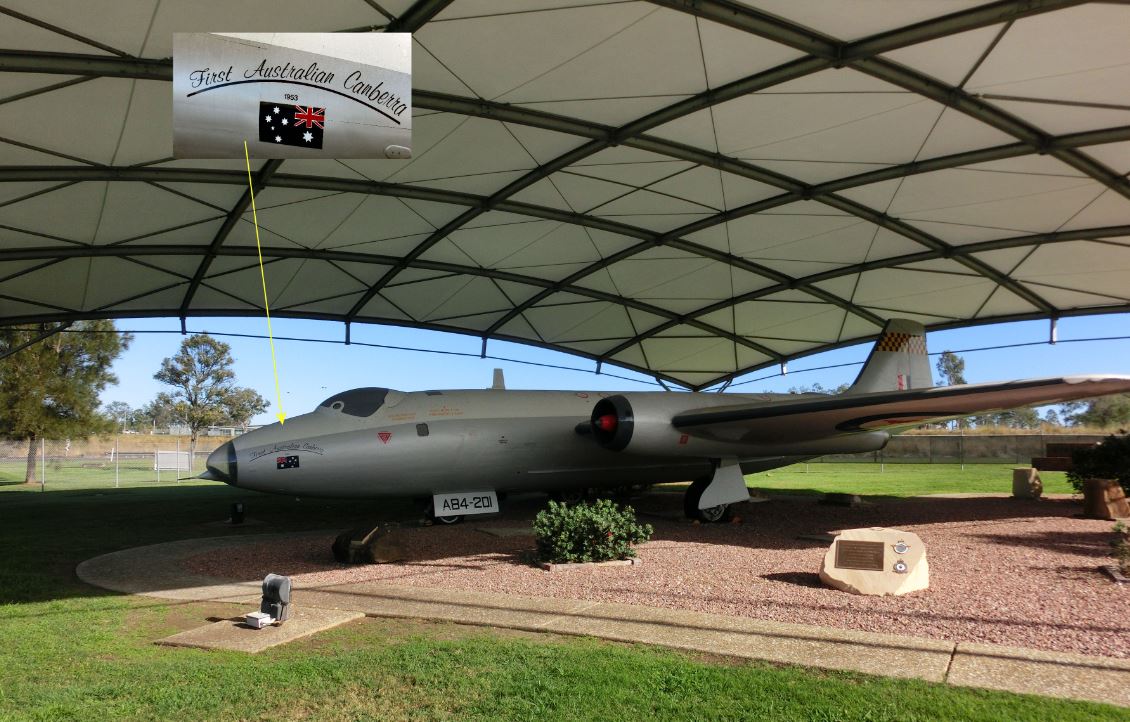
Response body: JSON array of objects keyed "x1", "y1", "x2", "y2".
[
  {"x1": 949, "y1": 642, "x2": 1130, "y2": 707},
  {"x1": 77, "y1": 532, "x2": 328, "y2": 603},
  {"x1": 157, "y1": 607, "x2": 364, "y2": 653},
  {"x1": 297, "y1": 582, "x2": 595, "y2": 630},
  {"x1": 539, "y1": 599, "x2": 954, "y2": 682}
]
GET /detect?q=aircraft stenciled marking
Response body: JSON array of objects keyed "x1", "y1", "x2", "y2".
[
  {"x1": 249, "y1": 442, "x2": 325, "y2": 461},
  {"x1": 377, "y1": 432, "x2": 392, "y2": 444},
  {"x1": 428, "y1": 406, "x2": 463, "y2": 417},
  {"x1": 276, "y1": 455, "x2": 299, "y2": 470},
  {"x1": 186, "y1": 79, "x2": 402, "y2": 124},
  {"x1": 678, "y1": 434, "x2": 689, "y2": 445},
  {"x1": 387, "y1": 413, "x2": 415, "y2": 421}
]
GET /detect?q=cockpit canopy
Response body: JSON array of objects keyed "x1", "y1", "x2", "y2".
[{"x1": 318, "y1": 387, "x2": 390, "y2": 417}]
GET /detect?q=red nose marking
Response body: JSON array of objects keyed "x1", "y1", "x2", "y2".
[{"x1": 595, "y1": 414, "x2": 618, "y2": 433}]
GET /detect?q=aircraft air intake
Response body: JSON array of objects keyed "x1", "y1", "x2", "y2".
[{"x1": 590, "y1": 396, "x2": 634, "y2": 451}]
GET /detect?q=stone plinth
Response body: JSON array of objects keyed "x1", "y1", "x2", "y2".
[
  {"x1": 1012, "y1": 468, "x2": 1043, "y2": 499},
  {"x1": 332, "y1": 524, "x2": 410, "y2": 564},
  {"x1": 819, "y1": 528, "x2": 928, "y2": 596},
  {"x1": 1082, "y1": 479, "x2": 1130, "y2": 520}
]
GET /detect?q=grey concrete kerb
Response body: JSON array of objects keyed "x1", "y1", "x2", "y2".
[{"x1": 77, "y1": 533, "x2": 1130, "y2": 708}]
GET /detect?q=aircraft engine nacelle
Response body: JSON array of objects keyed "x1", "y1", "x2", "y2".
[{"x1": 589, "y1": 394, "x2": 738, "y2": 457}]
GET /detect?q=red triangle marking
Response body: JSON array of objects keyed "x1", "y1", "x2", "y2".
[{"x1": 378, "y1": 431, "x2": 392, "y2": 444}]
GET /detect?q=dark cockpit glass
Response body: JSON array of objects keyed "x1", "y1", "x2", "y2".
[{"x1": 318, "y1": 387, "x2": 390, "y2": 417}]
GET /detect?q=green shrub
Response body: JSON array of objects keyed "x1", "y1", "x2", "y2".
[
  {"x1": 533, "y1": 498, "x2": 653, "y2": 564},
  {"x1": 1066, "y1": 435, "x2": 1130, "y2": 495}
]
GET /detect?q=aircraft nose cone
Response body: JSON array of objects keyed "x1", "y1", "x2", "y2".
[{"x1": 204, "y1": 441, "x2": 238, "y2": 485}]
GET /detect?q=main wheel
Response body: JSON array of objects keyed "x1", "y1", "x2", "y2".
[
  {"x1": 434, "y1": 513, "x2": 463, "y2": 525},
  {"x1": 683, "y1": 477, "x2": 731, "y2": 523}
]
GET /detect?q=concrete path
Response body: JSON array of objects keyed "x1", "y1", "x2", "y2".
[{"x1": 77, "y1": 534, "x2": 1130, "y2": 708}]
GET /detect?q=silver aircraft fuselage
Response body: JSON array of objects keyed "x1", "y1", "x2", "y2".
[{"x1": 204, "y1": 387, "x2": 885, "y2": 498}]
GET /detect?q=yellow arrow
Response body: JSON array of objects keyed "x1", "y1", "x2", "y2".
[{"x1": 244, "y1": 141, "x2": 286, "y2": 425}]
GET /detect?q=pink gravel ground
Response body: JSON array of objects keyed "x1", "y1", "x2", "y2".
[{"x1": 184, "y1": 493, "x2": 1129, "y2": 658}]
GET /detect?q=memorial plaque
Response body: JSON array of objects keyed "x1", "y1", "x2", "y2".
[
  {"x1": 821, "y1": 528, "x2": 929, "y2": 596},
  {"x1": 834, "y1": 540, "x2": 885, "y2": 571}
]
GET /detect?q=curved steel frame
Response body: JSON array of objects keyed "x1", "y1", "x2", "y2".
[{"x1": 0, "y1": 0, "x2": 1127, "y2": 389}]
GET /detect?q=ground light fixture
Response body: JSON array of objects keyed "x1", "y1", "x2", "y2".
[{"x1": 246, "y1": 573, "x2": 292, "y2": 628}]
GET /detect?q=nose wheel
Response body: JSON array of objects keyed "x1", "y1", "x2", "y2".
[{"x1": 419, "y1": 500, "x2": 464, "y2": 525}]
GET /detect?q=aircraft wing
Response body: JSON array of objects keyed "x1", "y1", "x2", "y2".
[{"x1": 672, "y1": 375, "x2": 1130, "y2": 444}]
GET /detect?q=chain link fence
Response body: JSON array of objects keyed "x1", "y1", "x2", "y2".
[
  {"x1": 0, "y1": 434, "x2": 1111, "y2": 491},
  {"x1": 0, "y1": 436, "x2": 222, "y2": 490}
]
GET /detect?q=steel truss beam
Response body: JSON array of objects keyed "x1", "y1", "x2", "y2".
[
  {"x1": 385, "y1": 0, "x2": 454, "y2": 32},
  {"x1": 179, "y1": 160, "x2": 283, "y2": 314},
  {"x1": 0, "y1": 242, "x2": 778, "y2": 362}
]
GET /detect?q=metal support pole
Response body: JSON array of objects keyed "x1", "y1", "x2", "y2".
[
  {"x1": 960, "y1": 430, "x2": 965, "y2": 471},
  {"x1": 1049, "y1": 316, "x2": 1058, "y2": 345},
  {"x1": 176, "y1": 438, "x2": 181, "y2": 483},
  {"x1": 115, "y1": 435, "x2": 119, "y2": 488},
  {"x1": 40, "y1": 437, "x2": 45, "y2": 491}
]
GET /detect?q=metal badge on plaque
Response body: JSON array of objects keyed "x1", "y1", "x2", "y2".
[{"x1": 834, "y1": 540, "x2": 886, "y2": 571}]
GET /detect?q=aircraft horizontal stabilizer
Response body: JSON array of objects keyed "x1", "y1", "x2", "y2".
[{"x1": 673, "y1": 375, "x2": 1130, "y2": 445}]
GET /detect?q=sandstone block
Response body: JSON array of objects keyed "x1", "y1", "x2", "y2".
[
  {"x1": 332, "y1": 524, "x2": 410, "y2": 564},
  {"x1": 819, "y1": 527, "x2": 928, "y2": 596},
  {"x1": 1081, "y1": 479, "x2": 1130, "y2": 520},
  {"x1": 1012, "y1": 467, "x2": 1043, "y2": 499}
]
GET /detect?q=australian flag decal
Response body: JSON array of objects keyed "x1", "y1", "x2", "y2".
[
  {"x1": 276, "y1": 455, "x2": 300, "y2": 470},
  {"x1": 259, "y1": 102, "x2": 324, "y2": 149}
]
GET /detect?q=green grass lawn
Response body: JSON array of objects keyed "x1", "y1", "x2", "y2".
[
  {"x1": 0, "y1": 459, "x2": 203, "y2": 489},
  {"x1": 745, "y1": 462, "x2": 1074, "y2": 497},
  {"x1": 0, "y1": 479, "x2": 1118, "y2": 721}
]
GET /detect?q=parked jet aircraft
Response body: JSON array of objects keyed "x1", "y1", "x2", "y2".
[{"x1": 202, "y1": 320, "x2": 1130, "y2": 523}]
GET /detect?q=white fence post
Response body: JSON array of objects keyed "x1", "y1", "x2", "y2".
[
  {"x1": 114, "y1": 436, "x2": 120, "y2": 488},
  {"x1": 176, "y1": 438, "x2": 181, "y2": 483}
]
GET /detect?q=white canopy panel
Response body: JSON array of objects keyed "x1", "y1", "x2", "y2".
[{"x1": 1, "y1": 0, "x2": 1129, "y2": 389}]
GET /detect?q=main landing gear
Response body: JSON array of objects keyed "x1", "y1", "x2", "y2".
[{"x1": 683, "y1": 459, "x2": 750, "y2": 523}]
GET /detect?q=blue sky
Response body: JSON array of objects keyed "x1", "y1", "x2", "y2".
[{"x1": 101, "y1": 313, "x2": 1130, "y2": 425}]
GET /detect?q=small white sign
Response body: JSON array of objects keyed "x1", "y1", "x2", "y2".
[{"x1": 433, "y1": 491, "x2": 499, "y2": 517}]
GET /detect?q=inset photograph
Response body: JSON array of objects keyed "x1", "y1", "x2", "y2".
[{"x1": 173, "y1": 32, "x2": 410, "y2": 159}]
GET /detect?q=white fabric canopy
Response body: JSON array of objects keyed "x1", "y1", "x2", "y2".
[{"x1": 1, "y1": 0, "x2": 1129, "y2": 388}]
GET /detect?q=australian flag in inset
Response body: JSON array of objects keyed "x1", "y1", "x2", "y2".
[
  {"x1": 276, "y1": 455, "x2": 300, "y2": 470},
  {"x1": 259, "y1": 102, "x2": 325, "y2": 149}
]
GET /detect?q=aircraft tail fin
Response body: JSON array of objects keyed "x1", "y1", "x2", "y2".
[
  {"x1": 491, "y1": 368, "x2": 506, "y2": 390},
  {"x1": 849, "y1": 319, "x2": 933, "y2": 394}
]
